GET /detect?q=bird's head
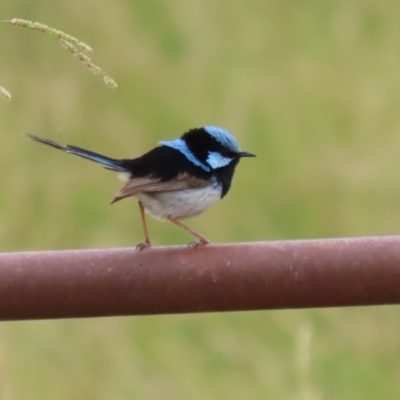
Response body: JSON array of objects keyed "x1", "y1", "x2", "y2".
[{"x1": 159, "y1": 126, "x2": 255, "y2": 172}]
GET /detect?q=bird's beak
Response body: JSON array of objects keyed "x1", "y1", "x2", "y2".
[{"x1": 238, "y1": 151, "x2": 256, "y2": 158}]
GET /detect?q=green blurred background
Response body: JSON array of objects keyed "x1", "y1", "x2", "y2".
[{"x1": 1, "y1": 0, "x2": 400, "y2": 399}]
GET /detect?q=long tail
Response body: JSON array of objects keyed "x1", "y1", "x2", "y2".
[{"x1": 25, "y1": 133, "x2": 127, "y2": 172}]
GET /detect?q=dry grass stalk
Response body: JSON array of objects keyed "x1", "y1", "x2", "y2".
[
  {"x1": 0, "y1": 86, "x2": 11, "y2": 101},
  {"x1": 7, "y1": 18, "x2": 118, "y2": 89}
]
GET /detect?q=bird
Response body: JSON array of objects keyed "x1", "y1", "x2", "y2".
[{"x1": 25, "y1": 126, "x2": 255, "y2": 248}]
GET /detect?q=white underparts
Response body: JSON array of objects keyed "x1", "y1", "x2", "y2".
[{"x1": 135, "y1": 180, "x2": 222, "y2": 220}]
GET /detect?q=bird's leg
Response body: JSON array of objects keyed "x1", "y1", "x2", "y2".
[
  {"x1": 136, "y1": 201, "x2": 152, "y2": 250},
  {"x1": 168, "y1": 218, "x2": 211, "y2": 246}
]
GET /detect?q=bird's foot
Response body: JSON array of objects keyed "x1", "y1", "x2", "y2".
[
  {"x1": 188, "y1": 238, "x2": 211, "y2": 248},
  {"x1": 136, "y1": 242, "x2": 152, "y2": 251}
]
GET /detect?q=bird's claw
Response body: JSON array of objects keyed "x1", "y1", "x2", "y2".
[
  {"x1": 187, "y1": 239, "x2": 210, "y2": 248},
  {"x1": 136, "y1": 242, "x2": 152, "y2": 251}
]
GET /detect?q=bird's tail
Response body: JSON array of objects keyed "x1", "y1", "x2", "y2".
[{"x1": 25, "y1": 133, "x2": 127, "y2": 172}]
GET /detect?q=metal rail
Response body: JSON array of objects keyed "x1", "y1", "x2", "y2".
[{"x1": 1, "y1": 236, "x2": 400, "y2": 321}]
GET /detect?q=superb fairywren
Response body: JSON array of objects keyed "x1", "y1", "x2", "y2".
[{"x1": 26, "y1": 126, "x2": 255, "y2": 247}]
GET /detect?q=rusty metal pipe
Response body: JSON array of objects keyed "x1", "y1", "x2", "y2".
[{"x1": 1, "y1": 236, "x2": 400, "y2": 321}]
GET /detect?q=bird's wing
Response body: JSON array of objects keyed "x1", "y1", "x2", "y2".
[{"x1": 111, "y1": 173, "x2": 210, "y2": 204}]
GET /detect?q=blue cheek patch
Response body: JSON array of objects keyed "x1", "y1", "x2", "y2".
[
  {"x1": 159, "y1": 139, "x2": 211, "y2": 172},
  {"x1": 206, "y1": 151, "x2": 233, "y2": 169}
]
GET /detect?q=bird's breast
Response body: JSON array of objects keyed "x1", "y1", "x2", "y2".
[{"x1": 135, "y1": 181, "x2": 223, "y2": 220}]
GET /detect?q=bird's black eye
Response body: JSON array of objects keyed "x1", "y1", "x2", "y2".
[{"x1": 222, "y1": 149, "x2": 237, "y2": 158}]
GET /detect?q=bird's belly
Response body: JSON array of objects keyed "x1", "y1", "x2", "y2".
[{"x1": 135, "y1": 184, "x2": 222, "y2": 220}]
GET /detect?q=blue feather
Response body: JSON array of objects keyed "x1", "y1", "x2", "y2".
[
  {"x1": 25, "y1": 133, "x2": 127, "y2": 172},
  {"x1": 64, "y1": 145, "x2": 126, "y2": 171},
  {"x1": 206, "y1": 151, "x2": 233, "y2": 169},
  {"x1": 203, "y1": 126, "x2": 241, "y2": 153},
  {"x1": 159, "y1": 138, "x2": 211, "y2": 172}
]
